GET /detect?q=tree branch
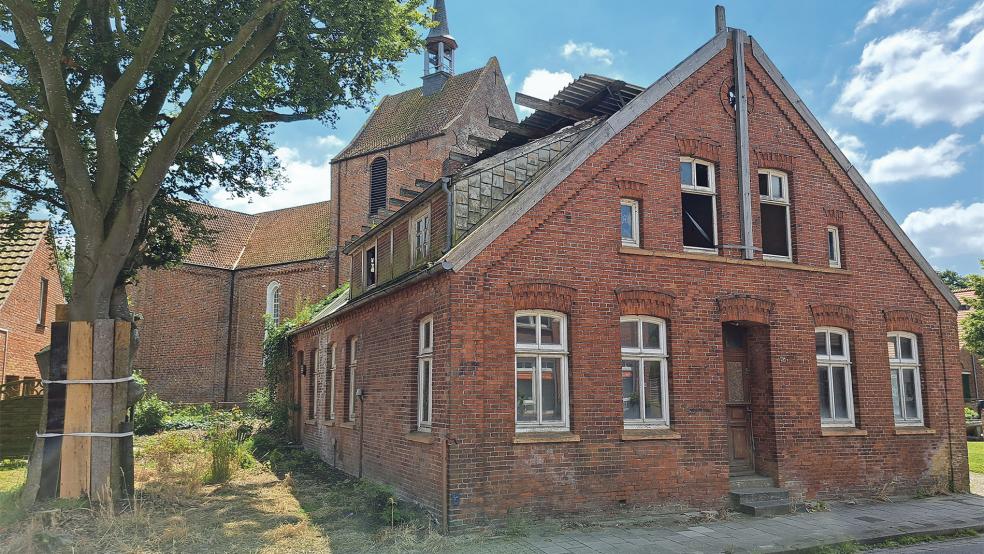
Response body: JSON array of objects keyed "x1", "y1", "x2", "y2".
[
  {"x1": 52, "y1": 0, "x2": 80, "y2": 53},
  {"x1": 0, "y1": 176, "x2": 66, "y2": 210}
]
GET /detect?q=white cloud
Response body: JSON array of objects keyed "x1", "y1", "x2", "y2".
[
  {"x1": 827, "y1": 128, "x2": 868, "y2": 167},
  {"x1": 901, "y1": 202, "x2": 984, "y2": 260},
  {"x1": 561, "y1": 40, "x2": 614, "y2": 65},
  {"x1": 208, "y1": 135, "x2": 341, "y2": 213},
  {"x1": 517, "y1": 69, "x2": 574, "y2": 115},
  {"x1": 866, "y1": 134, "x2": 970, "y2": 184},
  {"x1": 837, "y1": 3, "x2": 984, "y2": 126},
  {"x1": 856, "y1": 0, "x2": 918, "y2": 31}
]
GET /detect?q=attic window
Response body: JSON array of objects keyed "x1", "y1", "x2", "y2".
[
  {"x1": 369, "y1": 157, "x2": 388, "y2": 216},
  {"x1": 364, "y1": 245, "x2": 377, "y2": 288},
  {"x1": 680, "y1": 158, "x2": 717, "y2": 253}
]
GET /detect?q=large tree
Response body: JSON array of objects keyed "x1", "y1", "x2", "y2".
[
  {"x1": 963, "y1": 261, "x2": 984, "y2": 358},
  {"x1": 0, "y1": 0, "x2": 426, "y2": 321}
]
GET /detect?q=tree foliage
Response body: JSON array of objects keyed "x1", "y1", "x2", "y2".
[
  {"x1": 938, "y1": 269, "x2": 969, "y2": 291},
  {"x1": 963, "y1": 261, "x2": 984, "y2": 358},
  {"x1": 0, "y1": 0, "x2": 426, "y2": 319}
]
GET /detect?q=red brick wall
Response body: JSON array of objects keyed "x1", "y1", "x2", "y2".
[{"x1": 0, "y1": 236, "x2": 65, "y2": 381}]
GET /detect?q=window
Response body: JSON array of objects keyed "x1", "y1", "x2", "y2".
[
  {"x1": 620, "y1": 317, "x2": 669, "y2": 428},
  {"x1": 364, "y1": 245, "x2": 377, "y2": 288},
  {"x1": 514, "y1": 311, "x2": 569, "y2": 431},
  {"x1": 347, "y1": 337, "x2": 357, "y2": 421},
  {"x1": 888, "y1": 332, "x2": 923, "y2": 426},
  {"x1": 680, "y1": 158, "x2": 717, "y2": 252},
  {"x1": 815, "y1": 327, "x2": 855, "y2": 426},
  {"x1": 410, "y1": 208, "x2": 431, "y2": 265},
  {"x1": 370, "y1": 157, "x2": 387, "y2": 216},
  {"x1": 827, "y1": 226, "x2": 841, "y2": 268},
  {"x1": 326, "y1": 344, "x2": 336, "y2": 420},
  {"x1": 308, "y1": 349, "x2": 318, "y2": 420},
  {"x1": 37, "y1": 277, "x2": 48, "y2": 326},
  {"x1": 620, "y1": 199, "x2": 640, "y2": 247},
  {"x1": 758, "y1": 170, "x2": 791, "y2": 261},
  {"x1": 266, "y1": 282, "x2": 282, "y2": 326},
  {"x1": 418, "y1": 316, "x2": 434, "y2": 431},
  {"x1": 964, "y1": 372, "x2": 974, "y2": 401}
]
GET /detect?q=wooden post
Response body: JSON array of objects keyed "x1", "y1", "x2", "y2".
[
  {"x1": 89, "y1": 320, "x2": 115, "y2": 502},
  {"x1": 38, "y1": 321, "x2": 68, "y2": 500},
  {"x1": 110, "y1": 321, "x2": 132, "y2": 499},
  {"x1": 60, "y1": 321, "x2": 93, "y2": 498}
]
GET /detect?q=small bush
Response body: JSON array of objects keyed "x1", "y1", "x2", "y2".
[
  {"x1": 246, "y1": 388, "x2": 274, "y2": 420},
  {"x1": 967, "y1": 407, "x2": 980, "y2": 420},
  {"x1": 133, "y1": 393, "x2": 171, "y2": 435},
  {"x1": 204, "y1": 426, "x2": 255, "y2": 484}
]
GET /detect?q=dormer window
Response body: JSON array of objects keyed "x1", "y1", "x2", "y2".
[
  {"x1": 364, "y1": 244, "x2": 377, "y2": 288},
  {"x1": 410, "y1": 208, "x2": 431, "y2": 265}
]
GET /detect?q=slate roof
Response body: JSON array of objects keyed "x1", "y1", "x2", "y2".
[
  {"x1": 0, "y1": 220, "x2": 50, "y2": 307},
  {"x1": 183, "y1": 201, "x2": 332, "y2": 270},
  {"x1": 333, "y1": 59, "x2": 496, "y2": 161}
]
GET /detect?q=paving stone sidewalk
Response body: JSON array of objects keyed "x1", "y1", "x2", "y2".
[{"x1": 469, "y1": 494, "x2": 984, "y2": 553}]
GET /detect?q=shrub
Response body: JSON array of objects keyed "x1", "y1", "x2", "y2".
[
  {"x1": 246, "y1": 388, "x2": 274, "y2": 420},
  {"x1": 133, "y1": 392, "x2": 171, "y2": 435},
  {"x1": 204, "y1": 425, "x2": 255, "y2": 484},
  {"x1": 968, "y1": 407, "x2": 980, "y2": 420}
]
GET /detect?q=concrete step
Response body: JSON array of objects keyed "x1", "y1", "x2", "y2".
[
  {"x1": 735, "y1": 498, "x2": 794, "y2": 517},
  {"x1": 729, "y1": 474, "x2": 774, "y2": 490},
  {"x1": 731, "y1": 487, "x2": 790, "y2": 504}
]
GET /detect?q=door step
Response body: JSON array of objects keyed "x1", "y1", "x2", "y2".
[{"x1": 730, "y1": 476, "x2": 793, "y2": 517}]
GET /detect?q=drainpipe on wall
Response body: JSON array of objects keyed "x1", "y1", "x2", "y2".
[
  {"x1": 0, "y1": 328, "x2": 9, "y2": 383},
  {"x1": 442, "y1": 177, "x2": 453, "y2": 252},
  {"x1": 733, "y1": 28, "x2": 755, "y2": 260},
  {"x1": 222, "y1": 270, "x2": 236, "y2": 403},
  {"x1": 936, "y1": 305, "x2": 956, "y2": 490}
]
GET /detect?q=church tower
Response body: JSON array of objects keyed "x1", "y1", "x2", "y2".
[{"x1": 422, "y1": 0, "x2": 456, "y2": 95}]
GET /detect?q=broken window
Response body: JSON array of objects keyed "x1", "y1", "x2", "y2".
[
  {"x1": 620, "y1": 317, "x2": 669, "y2": 428},
  {"x1": 620, "y1": 198, "x2": 640, "y2": 247},
  {"x1": 758, "y1": 170, "x2": 791, "y2": 261},
  {"x1": 410, "y1": 208, "x2": 431, "y2": 265},
  {"x1": 364, "y1": 245, "x2": 377, "y2": 288},
  {"x1": 816, "y1": 327, "x2": 855, "y2": 427},
  {"x1": 680, "y1": 158, "x2": 717, "y2": 252},
  {"x1": 888, "y1": 332, "x2": 923, "y2": 426},
  {"x1": 515, "y1": 311, "x2": 569, "y2": 432}
]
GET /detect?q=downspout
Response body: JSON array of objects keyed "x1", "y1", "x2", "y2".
[
  {"x1": 733, "y1": 28, "x2": 755, "y2": 260},
  {"x1": 937, "y1": 304, "x2": 955, "y2": 490},
  {"x1": 441, "y1": 175, "x2": 453, "y2": 532},
  {"x1": 442, "y1": 177, "x2": 454, "y2": 252},
  {"x1": 0, "y1": 328, "x2": 8, "y2": 383},
  {"x1": 333, "y1": 163, "x2": 343, "y2": 290},
  {"x1": 222, "y1": 270, "x2": 236, "y2": 403}
]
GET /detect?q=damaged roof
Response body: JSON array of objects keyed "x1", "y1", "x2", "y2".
[{"x1": 183, "y1": 201, "x2": 332, "y2": 270}]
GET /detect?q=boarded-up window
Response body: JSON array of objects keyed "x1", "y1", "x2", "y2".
[{"x1": 370, "y1": 157, "x2": 387, "y2": 215}]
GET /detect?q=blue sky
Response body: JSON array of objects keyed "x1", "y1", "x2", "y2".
[{"x1": 211, "y1": 0, "x2": 984, "y2": 275}]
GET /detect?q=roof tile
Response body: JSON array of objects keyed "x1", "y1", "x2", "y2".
[{"x1": 0, "y1": 220, "x2": 49, "y2": 306}]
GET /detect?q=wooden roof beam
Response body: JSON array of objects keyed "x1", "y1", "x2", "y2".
[
  {"x1": 487, "y1": 116, "x2": 548, "y2": 139},
  {"x1": 514, "y1": 92, "x2": 595, "y2": 121}
]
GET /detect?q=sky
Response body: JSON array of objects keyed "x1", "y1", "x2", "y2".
[{"x1": 208, "y1": 0, "x2": 984, "y2": 275}]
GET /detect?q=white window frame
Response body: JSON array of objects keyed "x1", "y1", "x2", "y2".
[
  {"x1": 620, "y1": 198, "x2": 640, "y2": 248},
  {"x1": 327, "y1": 344, "x2": 336, "y2": 421},
  {"x1": 827, "y1": 226, "x2": 842, "y2": 269},
  {"x1": 514, "y1": 310, "x2": 570, "y2": 432},
  {"x1": 680, "y1": 157, "x2": 718, "y2": 254},
  {"x1": 363, "y1": 241, "x2": 378, "y2": 289},
  {"x1": 348, "y1": 337, "x2": 358, "y2": 421},
  {"x1": 308, "y1": 347, "x2": 320, "y2": 422},
  {"x1": 888, "y1": 332, "x2": 924, "y2": 426},
  {"x1": 620, "y1": 316, "x2": 670, "y2": 429},
  {"x1": 758, "y1": 169, "x2": 792, "y2": 262},
  {"x1": 417, "y1": 315, "x2": 434, "y2": 432},
  {"x1": 410, "y1": 207, "x2": 432, "y2": 266},
  {"x1": 815, "y1": 327, "x2": 855, "y2": 427},
  {"x1": 266, "y1": 281, "x2": 282, "y2": 326}
]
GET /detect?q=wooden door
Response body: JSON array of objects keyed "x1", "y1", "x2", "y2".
[{"x1": 723, "y1": 325, "x2": 754, "y2": 474}]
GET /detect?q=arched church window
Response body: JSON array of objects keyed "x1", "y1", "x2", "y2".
[{"x1": 266, "y1": 281, "x2": 282, "y2": 326}]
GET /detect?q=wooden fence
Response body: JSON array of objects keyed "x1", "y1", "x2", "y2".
[{"x1": 0, "y1": 379, "x2": 44, "y2": 459}]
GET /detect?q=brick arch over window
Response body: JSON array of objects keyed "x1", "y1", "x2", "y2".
[
  {"x1": 510, "y1": 282, "x2": 576, "y2": 313},
  {"x1": 369, "y1": 156, "x2": 387, "y2": 216},
  {"x1": 615, "y1": 177, "x2": 649, "y2": 198},
  {"x1": 753, "y1": 149, "x2": 796, "y2": 173},
  {"x1": 717, "y1": 294, "x2": 774, "y2": 325},
  {"x1": 675, "y1": 136, "x2": 721, "y2": 163},
  {"x1": 616, "y1": 288, "x2": 675, "y2": 319},
  {"x1": 810, "y1": 304, "x2": 856, "y2": 329},
  {"x1": 884, "y1": 309, "x2": 925, "y2": 334}
]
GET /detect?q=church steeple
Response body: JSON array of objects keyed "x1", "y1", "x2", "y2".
[{"x1": 422, "y1": 0, "x2": 456, "y2": 95}]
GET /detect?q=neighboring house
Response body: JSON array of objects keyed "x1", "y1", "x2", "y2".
[
  {"x1": 0, "y1": 221, "x2": 65, "y2": 383},
  {"x1": 130, "y1": 0, "x2": 512, "y2": 404},
  {"x1": 956, "y1": 288, "x2": 983, "y2": 407},
  {"x1": 288, "y1": 7, "x2": 968, "y2": 529}
]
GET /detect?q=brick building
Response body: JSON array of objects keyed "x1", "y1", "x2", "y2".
[
  {"x1": 0, "y1": 221, "x2": 65, "y2": 383},
  {"x1": 956, "y1": 288, "x2": 983, "y2": 407},
  {"x1": 130, "y1": 0, "x2": 513, "y2": 403},
  {"x1": 287, "y1": 7, "x2": 969, "y2": 529}
]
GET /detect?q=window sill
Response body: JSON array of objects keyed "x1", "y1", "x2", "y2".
[
  {"x1": 406, "y1": 431, "x2": 434, "y2": 444},
  {"x1": 304, "y1": 419, "x2": 316, "y2": 425},
  {"x1": 821, "y1": 427, "x2": 867, "y2": 437},
  {"x1": 622, "y1": 428, "x2": 681, "y2": 441},
  {"x1": 320, "y1": 419, "x2": 335, "y2": 427},
  {"x1": 339, "y1": 421, "x2": 357, "y2": 430},
  {"x1": 895, "y1": 426, "x2": 935, "y2": 436},
  {"x1": 513, "y1": 431, "x2": 580, "y2": 444},
  {"x1": 619, "y1": 246, "x2": 852, "y2": 275}
]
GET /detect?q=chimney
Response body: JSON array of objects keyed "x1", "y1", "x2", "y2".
[{"x1": 715, "y1": 5, "x2": 727, "y2": 34}]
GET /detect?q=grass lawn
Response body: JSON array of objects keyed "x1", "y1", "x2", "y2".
[{"x1": 970, "y1": 441, "x2": 984, "y2": 474}]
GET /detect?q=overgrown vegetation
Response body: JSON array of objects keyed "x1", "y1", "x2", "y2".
[
  {"x1": 968, "y1": 407, "x2": 980, "y2": 420},
  {"x1": 962, "y1": 260, "x2": 984, "y2": 358}
]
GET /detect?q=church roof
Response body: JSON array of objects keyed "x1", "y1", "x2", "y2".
[
  {"x1": 182, "y1": 201, "x2": 332, "y2": 270},
  {"x1": 0, "y1": 220, "x2": 51, "y2": 307},
  {"x1": 333, "y1": 58, "x2": 497, "y2": 162}
]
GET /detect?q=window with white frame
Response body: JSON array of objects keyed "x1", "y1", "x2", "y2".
[
  {"x1": 620, "y1": 198, "x2": 640, "y2": 247},
  {"x1": 364, "y1": 244, "x2": 377, "y2": 288},
  {"x1": 827, "y1": 226, "x2": 842, "y2": 268},
  {"x1": 514, "y1": 311, "x2": 569, "y2": 431},
  {"x1": 758, "y1": 170, "x2": 791, "y2": 261},
  {"x1": 326, "y1": 344, "x2": 336, "y2": 420},
  {"x1": 417, "y1": 316, "x2": 434, "y2": 431},
  {"x1": 347, "y1": 337, "x2": 357, "y2": 421},
  {"x1": 308, "y1": 349, "x2": 318, "y2": 421},
  {"x1": 680, "y1": 157, "x2": 717, "y2": 252},
  {"x1": 410, "y1": 208, "x2": 431, "y2": 265},
  {"x1": 620, "y1": 317, "x2": 669, "y2": 428},
  {"x1": 266, "y1": 281, "x2": 282, "y2": 326},
  {"x1": 815, "y1": 327, "x2": 855, "y2": 426},
  {"x1": 888, "y1": 332, "x2": 923, "y2": 425}
]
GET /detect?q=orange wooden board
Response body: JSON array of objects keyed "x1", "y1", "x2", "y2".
[{"x1": 60, "y1": 321, "x2": 92, "y2": 498}]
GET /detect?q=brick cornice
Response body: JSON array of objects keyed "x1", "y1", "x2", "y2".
[
  {"x1": 753, "y1": 149, "x2": 796, "y2": 173},
  {"x1": 675, "y1": 136, "x2": 721, "y2": 162},
  {"x1": 883, "y1": 309, "x2": 925, "y2": 333},
  {"x1": 810, "y1": 304, "x2": 856, "y2": 329},
  {"x1": 510, "y1": 282, "x2": 576, "y2": 313},
  {"x1": 717, "y1": 294, "x2": 774, "y2": 324},
  {"x1": 615, "y1": 288, "x2": 675, "y2": 319}
]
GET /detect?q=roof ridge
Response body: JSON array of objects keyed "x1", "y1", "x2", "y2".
[{"x1": 254, "y1": 199, "x2": 331, "y2": 216}]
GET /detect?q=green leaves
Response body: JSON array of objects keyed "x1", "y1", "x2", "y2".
[{"x1": 963, "y1": 261, "x2": 984, "y2": 358}]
